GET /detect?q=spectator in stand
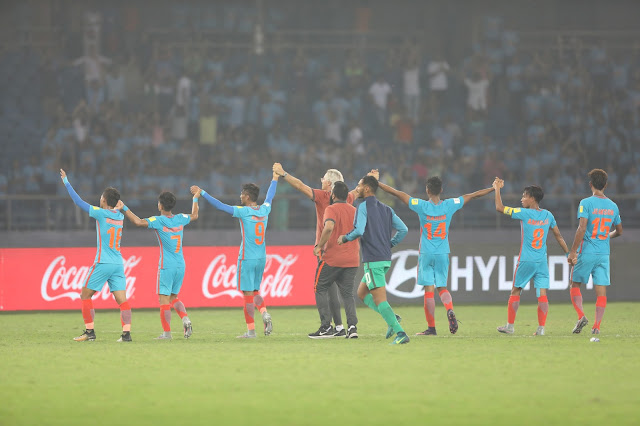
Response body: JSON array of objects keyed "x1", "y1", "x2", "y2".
[
  {"x1": 369, "y1": 74, "x2": 392, "y2": 127},
  {"x1": 72, "y1": 46, "x2": 111, "y2": 85},
  {"x1": 464, "y1": 71, "x2": 490, "y2": 116},
  {"x1": 403, "y1": 56, "x2": 421, "y2": 123},
  {"x1": 427, "y1": 54, "x2": 450, "y2": 113}
]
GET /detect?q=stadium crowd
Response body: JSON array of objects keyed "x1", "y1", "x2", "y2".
[{"x1": 1, "y1": 5, "x2": 640, "y2": 229}]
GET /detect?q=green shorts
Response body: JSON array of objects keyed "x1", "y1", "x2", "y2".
[{"x1": 361, "y1": 261, "x2": 391, "y2": 290}]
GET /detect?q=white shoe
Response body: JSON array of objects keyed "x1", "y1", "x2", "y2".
[
  {"x1": 237, "y1": 330, "x2": 257, "y2": 339},
  {"x1": 183, "y1": 318, "x2": 193, "y2": 339},
  {"x1": 262, "y1": 312, "x2": 272, "y2": 336},
  {"x1": 497, "y1": 324, "x2": 514, "y2": 334}
]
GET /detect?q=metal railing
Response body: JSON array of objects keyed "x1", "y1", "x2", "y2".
[{"x1": 0, "y1": 193, "x2": 636, "y2": 232}]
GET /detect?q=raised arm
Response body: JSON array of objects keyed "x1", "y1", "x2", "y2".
[
  {"x1": 273, "y1": 163, "x2": 313, "y2": 200},
  {"x1": 378, "y1": 180, "x2": 411, "y2": 206},
  {"x1": 265, "y1": 172, "x2": 279, "y2": 204},
  {"x1": 550, "y1": 225, "x2": 569, "y2": 254},
  {"x1": 390, "y1": 211, "x2": 408, "y2": 247},
  {"x1": 191, "y1": 185, "x2": 234, "y2": 215},
  {"x1": 568, "y1": 217, "x2": 588, "y2": 265},
  {"x1": 190, "y1": 188, "x2": 200, "y2": 221},
  {"x1": 60, "y1": 169, "x2": 90, "y2": 213},
  {"x1": 116, "y1": 200, "x2": 148, "y2": 227},
  {"x1": 462, "y1": 186, "x2": 495, "y2": 205},
  {"x1": 493, "y1": 178, "x2": 505, "y2": 213}
]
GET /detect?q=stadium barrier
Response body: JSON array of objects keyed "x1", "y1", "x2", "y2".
[{"x1": 0, "y1": 241, "x2": 635, "y2": 311}]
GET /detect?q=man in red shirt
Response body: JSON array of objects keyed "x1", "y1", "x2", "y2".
[
  {"x1": 273, "y1": 163, "x2": 372, "y2": 336},
  {"x1": 310, "y1": 182, "x2": 360, "y2": 338}
]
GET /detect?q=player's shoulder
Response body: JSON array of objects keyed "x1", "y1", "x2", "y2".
[
  {"x1": 146, "y1": 215, "x2": 162, "y2": 224},
  {"x1": 333, "y1": 201, "x2": 356, "y2": 215},
  {"x1": 542, "y1": 208, "x2": 556, "y2": 221},
  {"x1": 445, "y1": 197, "x2": 463, "y2": 207},
  {"x1": 579, "y1": 196, "x2": 593, "y2": 206},
  {"x1": 409, "y1": 197, "x2": 426, "y2": 207},
  {"x1": 312, "y1": 188, "x2": 330, "y2": 203}
]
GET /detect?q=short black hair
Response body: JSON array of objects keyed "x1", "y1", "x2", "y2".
[
  {"x1": 332, "y1": 181, "x2": 349, "y2": 201},
  {"x1": 158, "y1": 191, "x2": 176, "y2": 211},
  {"x1": 524, "y1": 185, "x2": 544, "y2": 203},
  {"x1": 361, "y1": 175, "x2": 378, "y2": 194},
  {"x1": 588, "y1": 169, "x2": 608, "y2": 190},
  {"x1": 242, "y1": 183, "x2": 260, "y2": 202},
  {"x1": 427, "y1": 176, "x2": 443, "y2": 195},
  {"x1": 103, "y1": 187, "x2": 121, "y2": 208}
]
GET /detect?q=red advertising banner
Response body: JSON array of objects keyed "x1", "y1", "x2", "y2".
[{"x1": 0, "y1": 246, "x2": 318, "y2": 311}]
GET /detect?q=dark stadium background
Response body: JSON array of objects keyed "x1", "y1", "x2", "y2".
[{"x1": 1, "y1": 0, "x2": 638, "y2": 305}]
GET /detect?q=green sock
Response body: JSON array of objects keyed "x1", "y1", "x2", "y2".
[
  {"x1": 363, "y1": 294, "x2": 379, "y2": 313},
  {"x1": 378, "y1": 301, "x2": 404, "y2": 334}
]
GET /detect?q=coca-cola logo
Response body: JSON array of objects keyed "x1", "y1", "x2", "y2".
[
  {"x1": 202, "y1": 254, "x2": 297, "y2": 299},
  {"x1": 41, "y1": 256, "x2": 140, "y2": 301}
]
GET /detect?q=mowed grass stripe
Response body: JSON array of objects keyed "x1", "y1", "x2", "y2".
[{"x1": 1, "y1": 303, "x2": 638, "y2": 426}]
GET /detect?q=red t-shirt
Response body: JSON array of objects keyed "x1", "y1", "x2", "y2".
[
  {"x1": 312, "y1": 189, "x2": 355, "y2": 246},
  {"x1": 321, "y1": 202, "x2": 360, "y2": 268}
]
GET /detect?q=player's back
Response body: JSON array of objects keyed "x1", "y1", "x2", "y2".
[
  {"x1": 234, "y1": 204, "x2": 271, "y2": 260},
  {"x1": 578, "y1": 195, "x2": 621, "y2": 255},
  {"x1": 313, "y1": 189, "x2": 355, "y2": 245},
  {"x1": 358, "y1": 196, "x2": 395, "y2": 262},
  {"x1": 89, "y1": 206, "x2": 124, "y2": 264},
  {"x1": 147, "y1": 214, "x2": 192, "y2": 269},
  {"x1": 508, "y1": 207, "x2": 556, "y2": 262},
  {"x1": 409, "y1": 196, "x2": 464, "y2": 254}
]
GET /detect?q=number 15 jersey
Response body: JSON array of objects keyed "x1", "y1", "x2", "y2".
[
  {"x1": 233, "y1": 203, "x2": 272, "y2": 260},
  {"x1": 504, "y1": 207, "x2": 556, "y2": 262},
  {"x1": 577, "y1": 195, "x2": 621, "y2": 255}
]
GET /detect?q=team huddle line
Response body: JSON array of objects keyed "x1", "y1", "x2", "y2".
[{"x1": 59, "y1": 165, "x2": 621, "y2": 343}]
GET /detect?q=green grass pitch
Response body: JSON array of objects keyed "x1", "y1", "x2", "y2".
[{"x1": 1, "y1": 302, "x2": 639, "y2": 425}]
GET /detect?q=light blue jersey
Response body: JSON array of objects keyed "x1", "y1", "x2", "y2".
[
  {"x1": 88, "y1": 206, "x2": 124, "y2": 265},
  {"x1": 576, "y1": 195, "x2": 621, "y2": 255},
  {"x1": 504, "y1": 206, "x2": 557, "y2": 263},
  {"x1": 233, "y1": 203, "x2": 272, "y2": 260},
  {"x1": 145, "y1": 213, "x2": 192, "y2": 269},
  {"x1": 409, "y1": 196, "x2": 464, "y2": 255}
]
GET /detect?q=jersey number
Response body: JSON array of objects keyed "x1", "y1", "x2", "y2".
[
  {"x1": 255, "y1": 222, "x2": 265, "y2": 245},
  {"x1": 591, "y1": 218, "x2": 612, "y2": 240},
  {"x1": 107, "y1": 227, "x2": 122, "y2": 251},
  {"x1": 531, "y1": 228, "x2": 544, "y2": 249},
  {"x1": 171, "y1": 235, "x2": 182, "y2": 253},
  {"x1": 424, "y1": 222, "x2": 446, "y2": 240}
]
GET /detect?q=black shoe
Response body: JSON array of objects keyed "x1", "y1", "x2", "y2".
[
  {"x1": 346, "y1": 325, "x2": 358, "y2": 339},
  {"x1": 333, "y1": 328, "x2": 346, "y2": 337},
  {"x1": 447, "y1": 309, "x2": 458, "y2": 334},
  {"x1": 416, "y1": 327, "x2": 437, "y2": 336},
  {"x1": 308, "y1": 325, "x2": 335, "y2": 339},
  {"x1": 117, "y1": 331, "x2": 132, "y2": 342},
  {"x1": 74, "y1": 329, "x2": 96, "y2": 342}
]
